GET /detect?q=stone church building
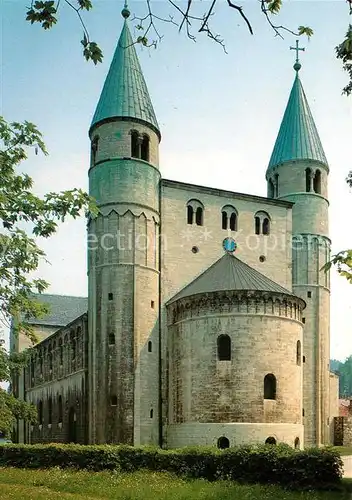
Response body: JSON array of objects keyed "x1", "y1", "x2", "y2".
[{"x1": 11, "y1": 6, "x2": 339, "y2": 448}]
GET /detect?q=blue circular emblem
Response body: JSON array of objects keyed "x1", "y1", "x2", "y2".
[{"x1": 223, "y1": 237, "x2": 237, "y2": 253}]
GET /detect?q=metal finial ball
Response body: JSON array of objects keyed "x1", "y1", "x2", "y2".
[
  {"x1": 293, "y1": 62, "x2": 301, "y2": 72},
  {"x1": 121, "y1": 7, "x2": 130, "y2": 18}
]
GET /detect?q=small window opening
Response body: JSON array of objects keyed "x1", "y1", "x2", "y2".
[
  {"x1": 303, "y1": 355, "x2": 306, "y2": 363},
  {"x1": 255, "y1": 216, "x2": 260, "y2": 235},
  {"x1": 187, "y1": 205, "x2": 193, "y2": 225},
  {"x1": 71, "y1": 338, "x2": 76, "y2": 361},
  {"x1": 265, "y1": 436, "x2": 276, "y2": 445},
  {"x1": 59, "y1": 340, "x2": 63, "y2": 366},
  {"x1": 217, "y1": 334, "x2": 231, "y2": 361},
  {"x1": 302, "y1": 408, "x2": 305, "y2": 417},
  {"x1": 313, "y1": 169, "x2": 321, "y2": 194},
  {"x1": 307, "y1": 291, "x2": 311, "y2": 298},
  {"x1": 48, "y1": 397, "x2": 52, "y2": 425},
  {"x1": 262, "y1": 218, "x2": 270, "y2": 235},
  {"x1": 39, "y1": 353, "x2": 43, "y2": 376},
  {"x1": 30, "y1": 359, "x2": 35, "y2": 382},
  {"x1": 150, "y1": 408, "x2": 153, "y2": 418},
  {"x1": 222, "y1": 211, "x2": 227, "y2": 230},
  {"x1": 296, "y1": 340, "x2": 301, "y2": 366},
  {"x1": 151, "y1": 300, "x2": 155, "y2": 309},
  {"x1": 294, "y1": 437, "x2": 300, "y2": 449},
  {"x1": 217, "y1": 436, "x2": 230, "y2": 449},
  {"x1": 148, "y1": 341, "x2": 152, "y2": 353},
  {"x1": 108, "y1": 333, "x2": 115, "y2": 345},
  {"x1": 195, "y1": 207, "x2": 203, "y2": 226},
  {"x1": 110, "y1": 395, "x2": 117, "y2": 406},
  {"x1": 141, "y1": 135, "x2": 150, "y2": 162},
  {"x1": 229, "y1": 212, "x2": 237, "y2": 231},
  {"x1": 259, "y1": 255, "x2": 266, "y2": 263},
  {"x1": 58, "y1": 395, "x2": 63, "y2": 423},
  {"x1": 38, "y1": 400, "x2": 43, "y2": 425},
  {"x1": 131, "y1": 130, "x2": 140, "y2": 158},
  {"x1": 264, "y1": 373, "x2": 276, "y2": 400},
  {"x1": 302, "y1": 317, "x2": 306, "y2": 324},
  {"x1": 108, "y1": 293, "x2": 113, "y2": 301},
  {"x1": 305, "y1": 168, "x2": 311, "y2": 192}
]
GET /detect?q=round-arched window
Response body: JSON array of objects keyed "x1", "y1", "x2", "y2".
[
  {"x1": 217, "y1": 436, "x2": 230, "y2": 449},
  {"x1": 265, "y1": 436, "x2": 276, "y2": 445}
]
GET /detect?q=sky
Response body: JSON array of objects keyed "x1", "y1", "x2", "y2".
[{"x1": 1, "y1": 1, "x2": 351, "y2": 361}]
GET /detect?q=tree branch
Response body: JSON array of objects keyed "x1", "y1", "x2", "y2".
[{"x1": 227, "y1": 0, "x2": 253, "y2": 35}]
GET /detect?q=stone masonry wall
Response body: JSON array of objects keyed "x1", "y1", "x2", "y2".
[
  {"x1": 167, "y1": 423, "x2": 303, "y2": 449},
  {"x1": 24, "y1": 314, "x2": 88, "y2": 444},
  {"x1": 166, "y1": 291, "x2": 304, "y2": 448},
  {"x1": 88, "y1": 117, "x2": 160, "y2": 445}
]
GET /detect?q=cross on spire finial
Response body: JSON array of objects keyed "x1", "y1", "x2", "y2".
[{"x1": 290, "y1": 39, "x2": 305, "y2": 72}]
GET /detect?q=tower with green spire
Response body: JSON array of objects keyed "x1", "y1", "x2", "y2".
[
  {"x1": 87, "y1": 3, "x2": 161, "y2": 445},
  {"x1": 266, "y1": 41, "x2": 331, "y2": 446}
]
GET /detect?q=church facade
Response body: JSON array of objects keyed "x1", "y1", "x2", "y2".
[{"x1": 12, "y1": 6, "x2": 339, "y2": 448}]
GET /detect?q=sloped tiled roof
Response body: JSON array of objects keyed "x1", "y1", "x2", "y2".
[
  {"x1": 90, "y1": 15, "x2": 159, "y2": 136},
  {"x1": 268, "y1": 72, "x2": 327, "y2": 170},
  {"x1": 168, "y1": 253, "x2": 291, "y2": 304},
  {"x1": 25, "y1": 294, "x2": 88, "y2": 327}
]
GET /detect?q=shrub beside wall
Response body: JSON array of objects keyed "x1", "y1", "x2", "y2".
[{"x1": 0, "y1": 443, "x2": 344, "y2": 490}]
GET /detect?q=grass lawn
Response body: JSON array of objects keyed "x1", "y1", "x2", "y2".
[
  {"x1": 333, "y1": 446, "x2": 352, "y2": 456},
  {"x1": 0, "y1": 468, "x2": 348, "y2": 500}
]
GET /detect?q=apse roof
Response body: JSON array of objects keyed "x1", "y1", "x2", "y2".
[{"x1": 168, "y1": 252, "x2": 291, "y2": 304}]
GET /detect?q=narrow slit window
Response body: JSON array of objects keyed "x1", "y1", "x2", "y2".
[
  {"x1": 255, "y1": 216, "x2": 260, "y2": 235},
  {"x1": 195, "y1": 207, "x2": 203, "y2": 226},
  {"x1": 91, "y1": 136, "x2": 99, "y2": 164},
  {"x1": 131, "y1": 131, "x2": 140, "y2": 158},
  {"x1": 262, "y1": 218, "x2": 270, "y2": 235},
  {"x1": 38, "y1": 400, "x2": 43, "y2": 425},
  {"x1": 229, "y1": 213, "x2": 237, "y2": 231},
  {"x1": 313, "y1": 170, "x2": 321, "y2": 194},
  {"x1": 264, "y1": 373, "x2": 276, "y2": 400},
  {"x1": 217, "y1": 335, "x2": 231, "y2": 361},
  {"x1": 48, "y1": 398, "x2": 52, "y2": 425},
  {"x1": 148, "y1": 341, "x2": 152, "y2": 353},
  {"x1": 305, "y1": 168, "x2": 311, "y2": 192},
  {"x1": 141, "y1": 135, "x2": 150, "y2": 162},
  {"x1": 58, "y1": 395, "x2": 63, "y2": 423},
  {"x1": 187, "y1": 205, "x2": 193, "y2": 225},
  {"x1": 222, "y1": 211, "x2": 227, "y2": 230},
  {"x1": 296, "y1": 340, "x2": 301, "y2": 366}
]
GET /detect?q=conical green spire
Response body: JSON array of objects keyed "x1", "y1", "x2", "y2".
[
  {"x1": 90, "y1": 8, "x2": 160, "y2": 137},
  {"x1": 268, "y1": 69, "x2": 327, "y2": 170}
]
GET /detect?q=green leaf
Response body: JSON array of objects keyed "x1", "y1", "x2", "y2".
[
  {"x1": 298, "y1": 26, "x2": 314, "y2": 38},
  {"x1": 266, "y1": 0, "x2": 282, "y2": 15}
]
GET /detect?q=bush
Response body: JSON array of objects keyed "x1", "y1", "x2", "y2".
[{"x1": 0, "y1": 442, "x2": 343, "y2": 490}]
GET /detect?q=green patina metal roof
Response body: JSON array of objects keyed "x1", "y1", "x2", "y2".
[
  {"x1": 168, "y1": 252, "x2": 291, "y2": 304},
  {"x1": 268, "y1": 71, "x2": 327, "y2": 170},
  {"x1": 90, "y1": 9, "x2": 159, "y2": 136}
]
